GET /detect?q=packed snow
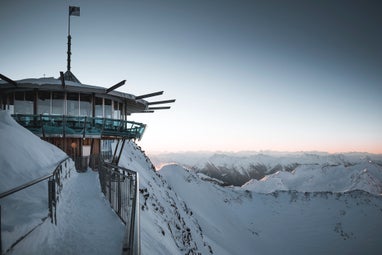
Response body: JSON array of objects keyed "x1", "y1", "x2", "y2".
[
  {"x1": 9, "y1": 171, "x2": 125, "y2": 255},
  {"x1": 0, "y1": 111, "x2": 124, "y2": 254}
]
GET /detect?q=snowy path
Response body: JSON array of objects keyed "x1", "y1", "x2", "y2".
[{"x1": 10, "y1": 170, "x2": 125, "y2": 255}]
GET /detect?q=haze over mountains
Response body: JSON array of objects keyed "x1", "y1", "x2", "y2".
[{"x1": 150, "y1": 151, "x2": 382, "y2": 188}]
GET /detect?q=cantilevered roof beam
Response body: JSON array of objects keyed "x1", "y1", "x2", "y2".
[
  {"x1": 148, "y1": 99, "x2": 176, "y2": 105},
  {"x1": 148, "y1": 106, "x2": 171, "y2": 110},
  {"x1": 135, "y1": 110, "x2": 154, "y2": 113},
  {"x1": 106, "y1": 80, "x2": 126, "y2": 93},
  {"x1": 0, "y1": 73, "x2": 17, "y2": 86},
  {"x1": 135, "y1": 91, "x2": 164, "y2": 100}
]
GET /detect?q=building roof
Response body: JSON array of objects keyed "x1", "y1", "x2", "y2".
[{"x1": 0, "y1": 73, "x2": 175, "y2": 114}]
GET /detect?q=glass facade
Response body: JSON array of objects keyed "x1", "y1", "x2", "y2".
[
  {"x1": 6, "y1": 90, "x2": 128, "y2": 120},
  {"x1": 38, "y1": 91, "x2": 50, "y2": 114},
  {"x1": 7, "y1": 94, "x2": 14, "y2": 114},
  {"x1": 67, "y1": 92, "x2": 79, "y2": 116},
  {"x1": 113, "y1": 101, "x2": 122, "y2": 119},
  {"x1": 52, "y1": 92, "x2": 64, "y2": 115},
  {"x1": 95, "y1": 97, "x2": 103, "y2": 117},
  {"x1": 14, "y1": 91, "x2": 34, "y2": 114},
  {"x1": 80, "y1": 94, "x2": 92, "y2": 116},
  {"x1": 104, "y1": 99, "x2": 112, "y2": 118}
]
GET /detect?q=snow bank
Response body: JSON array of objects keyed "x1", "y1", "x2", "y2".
[
  {"x1": 0, "y1": 110, "x2": 68, "y2": 252},
  {"x1": 0, "y1": 110, "x2": 67, "y2": 192}
]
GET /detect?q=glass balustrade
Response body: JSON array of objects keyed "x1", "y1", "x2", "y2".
[{"x1": 11, "y1": 114, "x2": 146, "y2": 140}]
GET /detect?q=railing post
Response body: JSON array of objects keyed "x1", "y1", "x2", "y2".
[
  {"x1": 83, "y1": 116, "x2": 87, "y2": 138},
  {"x1": 117, "y1": 174, "x2": 121, "y2": 216},
  {"x1": 108, "y1": 167, "x2": 112, "y2": 203},
  {"x1": 1, "y1": 204, "x2": 2, "y2": 255},
  {"x1": 48, "y1": 178, "x2": 57, "y2": 225},
  {"x1": 48, "y1": 179, "x2": 53, "y2": 223}
]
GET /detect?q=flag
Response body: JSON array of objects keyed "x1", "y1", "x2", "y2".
[{"x1": 69, "y1": 6, "x2": 80, "y2": 16}]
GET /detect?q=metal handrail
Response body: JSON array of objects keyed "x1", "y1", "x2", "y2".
[
  {"x1": 98, "y1": 159, "x2": 140, "y2": 255},
  {"x1": 0, "y1": 156, "x2": 70, "y2": 199},
  {"x1": 0, "y1": 156, "x2": 73, "y2": 254}
]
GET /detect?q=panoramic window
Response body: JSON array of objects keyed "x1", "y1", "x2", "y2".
[
  {"x1": 67, "y1": 92, "x2": 79, "y2": 116},
  {"x1": 104, "y1": 98, "x2": 112, "y2": 118},
  {"x1": 95, "y1": 97, "x2": 103, "y2": 117},
  {"x1": 14, "y1": 91, "x2": 34, "y2": 114},
  {"x1": 37, "y1": 91, "x2": 50, "y2": 115},
  {"x1": 52, "y1": 92, "x2": 64, "y2": 115},
  {"x1": 80, "y1": 93, "x2": 92, "y2": 116},
  {"x1": 113, "y1": 101, "x2": 122, "y2": 119}
]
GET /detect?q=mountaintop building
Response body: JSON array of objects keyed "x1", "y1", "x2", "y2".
[{"x1": 0, "y1": 73, "x2": 174, "y2": 169}]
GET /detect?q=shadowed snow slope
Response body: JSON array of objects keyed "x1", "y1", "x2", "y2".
[
  {"x1": 160, "y1": 164, "x2": 382, "y2": 255},
  {"x1": 118, "y1": 141, "x2": 213, "y2": 255}
]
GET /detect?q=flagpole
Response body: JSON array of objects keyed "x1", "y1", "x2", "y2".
[{"x1": 67, "y1": 8, "x2": 71, "y2": 72}]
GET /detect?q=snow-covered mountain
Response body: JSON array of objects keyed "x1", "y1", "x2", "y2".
[
  {"x1": 150, "y1": 152, "x2": 382, "y2": 187},
  {"x1": 160, "y1": 164, "x2": 382, "y2": 254},
  {"x1": 122, "y1": 145, "x2": 382, "y2": 254},
  {"x1": 244, "y1": 162, "x2": 382, "y2": 195}
]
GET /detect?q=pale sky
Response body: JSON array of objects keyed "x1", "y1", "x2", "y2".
[{"x1": 1, "y1": 0, "x2": 381, "y2": 153}]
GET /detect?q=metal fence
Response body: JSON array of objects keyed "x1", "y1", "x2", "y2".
[
  {"x1": 98, "y1": 160, "x2": 140, "y2": 255},
  {"x1": 0, "y1": 157, "x2": 74, "y2": 254}
]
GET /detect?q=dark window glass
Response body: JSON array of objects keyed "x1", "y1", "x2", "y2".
[
  {"x1": 80, "y1": 94, "x2": 92, "y2": 116},
  {"x1": 95, "y1": 97, "x2": 103, "y2": 117},
  {"x1": 52, "y1": 92, "x2": 64, "y2": 115},
  {"x1": 38, "y1": 91, "x2": 50, "y2": 114},
  {"x1": 104, "y1": 99, "x2": 112, "y2": 118},
  {"x1": 15, "y1": 91, "x2": 34, "y2": 114},
  {"x1": 67, "y1": 93, "x2": 79, "y2": 116}
]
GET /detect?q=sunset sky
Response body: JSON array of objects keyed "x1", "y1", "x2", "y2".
[{"x1": 1, "y1": 0, "x2": 381, "y2": 153}]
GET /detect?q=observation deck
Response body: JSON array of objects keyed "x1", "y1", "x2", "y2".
[{"x1": 12, "y1": 114, "x2": 146, "y2": 140}]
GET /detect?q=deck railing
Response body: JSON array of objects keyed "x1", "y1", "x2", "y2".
[
  {"x1": 0, "y1": 157, "x2": 75, "y2": 254},
  {"x1": 11, "y1": 114, "x2": 146, "y2": 140},
  {"x1": 98, "y1": 159, "x2": 140, "y2": 255}
]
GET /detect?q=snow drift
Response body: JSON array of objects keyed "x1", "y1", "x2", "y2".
[{"x1": 0, "y1": 110, "x2": 67, "y2": 192}]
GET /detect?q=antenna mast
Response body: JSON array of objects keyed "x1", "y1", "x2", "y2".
[{"x1": 64, "y1": 6, "x2": 81, "y2": 83}]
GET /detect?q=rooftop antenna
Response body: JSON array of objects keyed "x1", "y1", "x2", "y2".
[{"x1": 64, "y1": 6, "x2": 81, "y2": 83}]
